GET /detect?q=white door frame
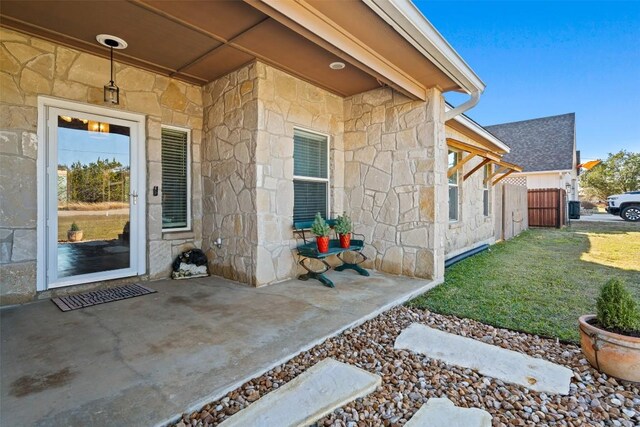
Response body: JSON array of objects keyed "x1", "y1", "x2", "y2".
[{"x1": 36, "y1": 96, "x2": 146, "y2": 291}]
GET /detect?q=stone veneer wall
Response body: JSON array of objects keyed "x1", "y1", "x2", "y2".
[
  {"x1": 201, "y1": 62, "x2": 344, "y2": 286},
  {"x1": 0, "y1": 28, "x2": 203, "y2": 304},
  {"x1": 444, "y1": 127, "x2": 496, "y2": 257},
  {"x1": 254, "y1": 63, "x2": 344, "y2": 285},
  {"x1": 201, "y1": 64, "x2": 259, "y2": 284},
  {"x1": 343, "y1": 87, "x2": 447, "y2": 280}
]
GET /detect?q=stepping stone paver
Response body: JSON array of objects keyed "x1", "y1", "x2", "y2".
[
  {"x1": 219, "y1": 358, "x2": 381, "y2": 427},
  {"x1": 395, "y1": 323, "x2": 573, "y2": 395},
  {"x1": 405, "y1": 397, "x2": 492, "y2": 427}
]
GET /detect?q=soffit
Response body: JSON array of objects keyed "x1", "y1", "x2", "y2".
[
  {"x1": 306, "y1": 0, "x2": 459, "y2": 92},
  {"x1": 0, "y1": 0, "x2": 460, "y2": 97}
]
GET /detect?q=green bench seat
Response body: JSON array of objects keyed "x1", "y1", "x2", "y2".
[{"x1": 293, "y1": 219, "x2": 369, "y2": 288}]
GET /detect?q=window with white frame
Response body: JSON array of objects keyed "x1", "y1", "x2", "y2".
[
  {"x1": 293, "y1": 129, "x2": 329, "y2": 222},
  {"x1": 448, "y1": 150, "x2": 460, "y2": 222},
  {"x1": 483, "y1": 163, "x2": 491, "y2": 216},
  {"x1": 161, "y1": 126, "x2": 190, "y2": 231}
]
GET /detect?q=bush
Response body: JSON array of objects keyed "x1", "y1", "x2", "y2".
[
  {"x1": 335, "y1": 212, "x2": 353, "y2": 235},
  {"x1": 581, "y1": 201, "x2": 597, "y2": 210},
  {"x1": 310, "y1": 212, "x2": 330, "y2": 237},
  {"x1": 596, "y1": 278, "x2": 640, "y2": 333}
]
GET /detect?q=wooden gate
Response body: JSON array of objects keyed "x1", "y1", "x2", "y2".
[{"x1": 528, "y1": 188, "x2": 566, "y2": 228}]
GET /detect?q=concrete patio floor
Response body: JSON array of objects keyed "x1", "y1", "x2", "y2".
[{"x1": 0, "y1": 271, "x2": 439, "y2": 427}]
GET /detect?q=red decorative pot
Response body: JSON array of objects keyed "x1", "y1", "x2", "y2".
[
  {"x1": 316, "y1": 236, "x2": 329, "y2": 253},
  {"x1": 339, "y1": 233, "x2": 351, "y2": 249}
]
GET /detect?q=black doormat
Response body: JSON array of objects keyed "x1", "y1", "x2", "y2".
[{"x1": 52, "y1": 284, "x2": 156, "y2": 312}]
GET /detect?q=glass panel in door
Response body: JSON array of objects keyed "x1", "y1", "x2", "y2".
[{"x1": 55, "y1": 114, "x2": 131, "y2": 278}]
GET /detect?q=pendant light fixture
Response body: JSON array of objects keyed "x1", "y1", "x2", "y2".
[{"x1": 96, "y1": 34, "x2": 128, "y2": 105}]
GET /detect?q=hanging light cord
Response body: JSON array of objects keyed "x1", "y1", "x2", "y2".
[{"x1": 109, "y1": 46, "x2": 114, "y2": 85}]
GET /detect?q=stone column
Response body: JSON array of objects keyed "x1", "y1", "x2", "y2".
[{"x1": 343, "y1": 86, "x2": 445, "y2": 280}]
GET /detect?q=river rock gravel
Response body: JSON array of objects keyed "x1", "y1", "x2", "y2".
[{"x1": 173, "y1": 306, "x2": 640, "y2": 427}]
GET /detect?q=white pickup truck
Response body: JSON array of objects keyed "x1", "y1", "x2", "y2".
[{"x1": 606, "y1": 191, "x2": 640, "y2": 222}]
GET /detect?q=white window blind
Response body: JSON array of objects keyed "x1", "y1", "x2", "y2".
[
  {"x1": 162, "y1": 127, "x2": 190, "y2": 230},
  {"x1": 448, "y1": 150, "x2": 460, "y2": 222},
  {"x1": 293, "y1": 129, "x2": 329, "y2": 222},
  {"x1": 483, "y1": 164, "x2": 491, "y2": 216}
]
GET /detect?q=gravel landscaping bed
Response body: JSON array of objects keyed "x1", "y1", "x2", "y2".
[{"x1": 174, "y1": 306, "x2": 640, "y2": 427}]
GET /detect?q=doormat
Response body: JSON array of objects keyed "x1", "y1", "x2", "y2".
[{"x1": 52, "y1": 284, "x2": 156, "y2": 312}]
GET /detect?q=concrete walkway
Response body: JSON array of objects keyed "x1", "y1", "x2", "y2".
[
  {"x1": 395, "y1": 323, "x2": 573, "y2": 395},
  {"x1": 405, "y1": 398, "x2": 491, "y2": 427},
  {"x1": 0, "y1": 271, "x2": 438, "y2": 427},
  {"x1": 219, "y1": 358, "x2": 380, "y2": 427}
]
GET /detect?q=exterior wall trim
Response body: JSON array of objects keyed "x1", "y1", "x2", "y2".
[{"x1": 506, "y1": 169, "x2": 574, "y2": 176}]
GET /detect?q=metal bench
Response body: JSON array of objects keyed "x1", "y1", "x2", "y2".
[{"x1": 293, "y1": 219, "x2": 369, "y2": 288}]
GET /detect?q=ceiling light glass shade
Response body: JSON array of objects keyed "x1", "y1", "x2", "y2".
[{"x1": 104, "y1": 82, "x2": 119, "y2": 105}]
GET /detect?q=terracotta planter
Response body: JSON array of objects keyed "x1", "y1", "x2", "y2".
[
  {"x1": 67, "y1": 230, "x2": 83, "y2": 242},
  {"x1": 579, "y1": 315, "x2": 640, "y2": 382},
  {"x1": 339, "y1": 233, "x2": 351, "y2": 249},
  {"x1": 316, "y1": 236, "x2": 329, "y2": 253}
]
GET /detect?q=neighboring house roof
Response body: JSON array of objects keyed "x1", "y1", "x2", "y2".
[{"x1": 485, "y1": 113, "x2": 576, "y2": 172}]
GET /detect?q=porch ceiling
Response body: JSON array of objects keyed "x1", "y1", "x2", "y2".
[{"x1": 0, "y1": 0, "x2": 461, "y2": 98}]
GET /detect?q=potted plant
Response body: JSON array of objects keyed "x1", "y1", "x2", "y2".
[
  {"x1": 579, "y1": 278, "x2": 640, "y2": 382},
  {"x1": 335, "y1": 212, "x2": 353, "y2": 249},
  {"x1": 67, "y1": 222, "x2": 83, "y2": 242},
  {"x1": 311, "y1": 212, "x2": 330, "y2": 253}
]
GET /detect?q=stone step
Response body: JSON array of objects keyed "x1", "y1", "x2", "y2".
[
  {"x1": 405, "y1": 397, "x2": 492, "y2": 427},
  {"x1": 219, "y1": 358, "x2": 381, "y2": 427},
  {"x1": 395, "y1": 323, "x2": 573, "y2": 395}
]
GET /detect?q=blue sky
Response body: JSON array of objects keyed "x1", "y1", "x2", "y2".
[
  {"x1": 58, "y1": 128, "x2": 129, "y2": 168},
  {"x1": 415, "y1": 0, "x2": 640, "y2": 162}
]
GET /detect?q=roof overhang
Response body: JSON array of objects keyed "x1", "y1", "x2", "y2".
[
  {"x1": 0, "y1": 0, "x2": 481, "y2": 100},
  {"x1": 362, "y1": 0, "x2": 485, "y2": 95},
  {"x1": 446, "y1": 110, "x2": 511, "y2": 154}
]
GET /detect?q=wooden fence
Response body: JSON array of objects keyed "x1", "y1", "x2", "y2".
[
  {"x1": 495, "y1": 183, "x2": 528, "y2": 241},
  {"x1": 528, "y1": 188, "x2": 566, "y2": 228}
]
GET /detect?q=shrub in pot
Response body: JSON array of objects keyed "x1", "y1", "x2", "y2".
[
  {"x1": 310, "y1": 213, "x2": 330, "y2": 253},
  {"x1": 67, "y1": 222, "x2": 83, "y2": 242},
  {"x1": 335, "y1": 213, "x2": 353, "y2": 249},
  {"x1": 579, "y1": 278, "x2": 640, "y2": 382}
]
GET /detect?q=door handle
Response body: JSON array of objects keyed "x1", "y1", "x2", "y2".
[{"x1": 130, "y1": 191, "x2": 138, "y2": 205}]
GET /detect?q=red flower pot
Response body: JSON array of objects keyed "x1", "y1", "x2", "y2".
[
  {"x1": 339, "y1": 233, "x2": 351, "y2": 249},
  {"x1": 316, "y1": 236, "x2": 329, "y2": 253}
]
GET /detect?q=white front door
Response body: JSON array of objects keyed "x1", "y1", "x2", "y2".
[{"x1": 38, "y1": 98, "x2": 146, "y2": 289}]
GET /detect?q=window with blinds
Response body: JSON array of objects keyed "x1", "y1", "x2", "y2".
[
  {"x1": 448, "y1": 150, "x2": 460, "y2": 222},
  {"x1": 293, "y1": 129, "x2": 329, "y2": 222},
  {"x1": 161, "y1": 127, "x2": 190, "y2": 231},
  {"x1": 483, "y1": 164, "x2": 491, "y2": 216}
]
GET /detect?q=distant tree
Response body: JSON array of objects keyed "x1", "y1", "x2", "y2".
[
  {"x1": 68, "y1": 158, "x2": 129, "y2": 203},
  {"x1": 580, "y1": 150, "x2": 640, "y2": 200}
]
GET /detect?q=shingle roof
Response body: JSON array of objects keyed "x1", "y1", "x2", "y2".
[{"x1": 485, "y1": 113, "x2": 575, "y2": 172}]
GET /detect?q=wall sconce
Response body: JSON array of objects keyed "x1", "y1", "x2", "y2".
[
  {"x1": 87, "y1": 120, "x2": 110, "y2": 133},
  {"x1": 96, "y1": 34, "x2": 128, "y2": 105}
]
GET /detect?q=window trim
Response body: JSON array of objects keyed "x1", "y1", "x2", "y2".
[
  {"x1": 292, "y1": 126, "x2": 331, "y2": 221},
  {"x1": 161, "y1": 125, "x2": 191, "y2": 232},
  {"x1": 483, "y1": 163, "x2": 491, "y2": 217},
  {"x1": 448, "y1": 149, "x2": 461, "y2": 222}
]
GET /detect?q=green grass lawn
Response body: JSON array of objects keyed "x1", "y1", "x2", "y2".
[
  {"x1": 58, "y1": 214, "x2": 129, "y2": 242},
  {"x1": 408, "y1": 221, "x2": 640, "y2": 343}
]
